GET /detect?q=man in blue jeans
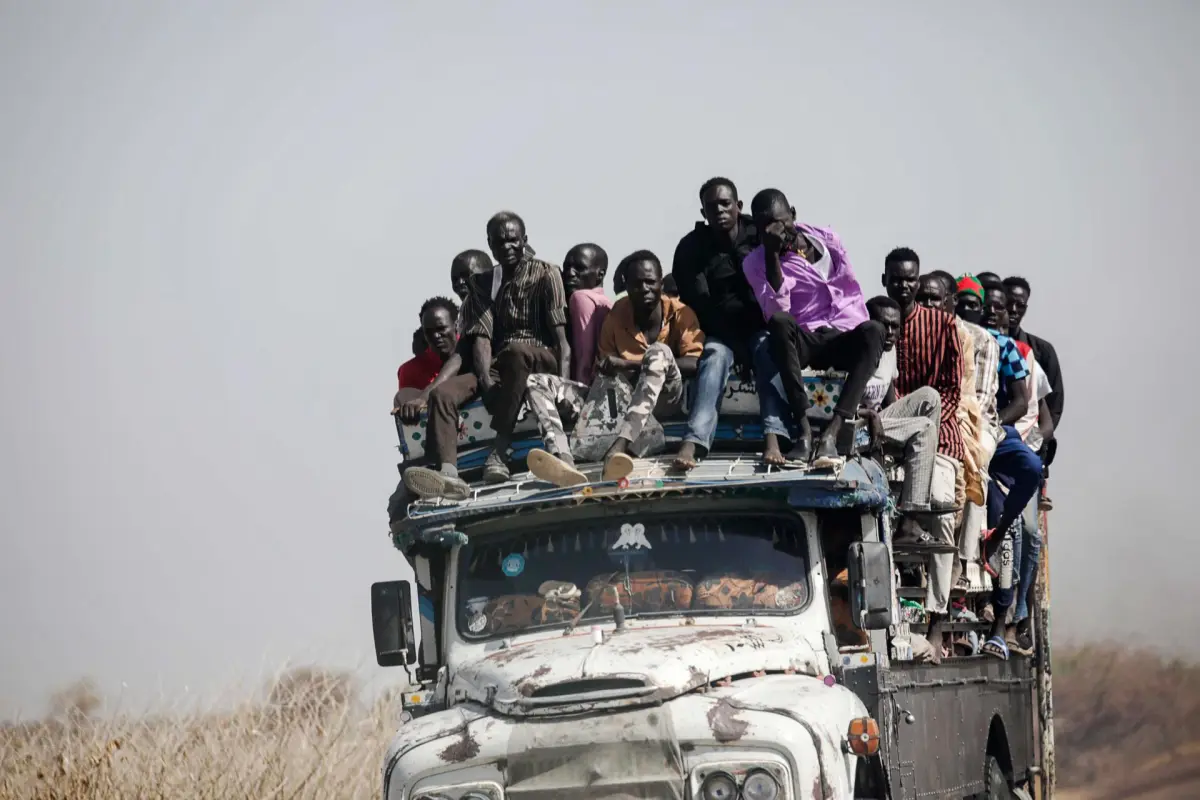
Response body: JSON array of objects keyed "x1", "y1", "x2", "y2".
[
  {"x1": 670, "y1": 177, "x2": 789, "y2": 468},
  {"x1": 975, "y1": 283, "x2": 1043, "y2": 658}
]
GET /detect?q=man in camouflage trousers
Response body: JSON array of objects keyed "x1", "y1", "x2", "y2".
[{"x1": 526, "y1": 250, "x2": 704, "y2": 486}]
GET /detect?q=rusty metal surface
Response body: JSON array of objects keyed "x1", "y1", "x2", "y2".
[{"x1": 451, "y1": 623, "x2": 824, "y2": 717}]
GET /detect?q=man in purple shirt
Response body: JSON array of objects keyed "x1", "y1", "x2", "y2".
[{"x1": 743, "y1": 189, "x2": 885, "y2": 462}]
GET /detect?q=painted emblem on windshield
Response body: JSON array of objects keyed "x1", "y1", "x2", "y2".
[
  {"x1": 612, "y1": 522, "x2": 652, "y2": 551},
  {"x1": 501, "y1": 553, "x2": 526, "y2": 577}
]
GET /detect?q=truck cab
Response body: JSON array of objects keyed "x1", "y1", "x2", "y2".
[{"x1": 374, "y1": 373, "x2": 1052, "y2": 799}]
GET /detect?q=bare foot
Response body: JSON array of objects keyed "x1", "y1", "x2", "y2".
[
  {"x1": 763, "y1": 433, "x2": 786, "y2": 466},
  {"x1": 673, "y1": 441, "x2": 698, "y2": 471}
]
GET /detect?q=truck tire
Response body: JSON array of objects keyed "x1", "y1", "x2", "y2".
[{"x1": 984, "y1": 755, "x2": 1015, "y2": 800}]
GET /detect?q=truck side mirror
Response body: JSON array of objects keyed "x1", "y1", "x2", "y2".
[
  {"x1": 371, "y1": 581, "x2": 416, "y2": 667},
  {"x1": 847, "y1": 541, "x2": 892, "y2": 630}
]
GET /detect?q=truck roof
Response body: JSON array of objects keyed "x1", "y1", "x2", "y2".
[{"x1": 391, "y1": 453, "x2": 889, "y2": 552}]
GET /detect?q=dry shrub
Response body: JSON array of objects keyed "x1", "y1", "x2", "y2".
[
  {"x1": 1055, "y1": 642, "x2": 1200, "y2": 789},
  {"x1": 0, "y1": 674, "x2": 404, "y2": 800}
]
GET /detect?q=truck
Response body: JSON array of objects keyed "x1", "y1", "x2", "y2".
[{"x1": 372, "y1": 371, "x2": 1055, "y2": 799}]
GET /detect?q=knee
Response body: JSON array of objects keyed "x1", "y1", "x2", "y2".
[
  {"x1": 644, "y1": 342, "x2": 672, "y2": 364},
  {"x1": 701, "y1": 340, "x2": 734, "y2": 370},
  {"x1": 1018, "y1": 445, "x2": 1043, "y2": 479},
  {"x1": 857, "y1": 320, "x2": 886, "y2": 350},
  {"x1": 767, "y1": 311, "x2": 794, "y2": 335},
  {"x1": 913, "y1": 385, "x2": 942, "y2": 412},
  {"x1": 427, "y1": 384, "x2": 454, "y2": 410}
]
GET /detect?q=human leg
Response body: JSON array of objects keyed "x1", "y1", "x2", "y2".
[
  {"x1": 879, "y1": 386, "x2": 941, "y2": 512},
  {"x1": 678, "y1": 338, "x2": 734, "y2": 469},
  {"x1": 606, "y1": 343, "x2": 682, "y2": 478},
  {"x1": 983, "y1": 427, "x2": 1042, "y2": 566},
  {"x1": 483, "y1": 343, "x2": 557, "y2": 482},
  {"x1": 766, "y1": 311, "x2": 817, "y2": 460},
  {"x1": 405, "y1": 374, "x2": 478, "y2": 499},
  {"x1": 750, "y1": 329, "x2": 792, "y2": 466}
]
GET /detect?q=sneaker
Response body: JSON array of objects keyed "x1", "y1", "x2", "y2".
[
  {"x1": 527, "y1": 448, "x2": 588, "y2": 488},
  {"x1": 403, "y1": 467, "x2": 471, "y2": 501},
  {"x1": 482, "y1": 454, "x2": 511, "y2": 485}
]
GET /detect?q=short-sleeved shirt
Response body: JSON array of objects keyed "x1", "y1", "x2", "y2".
[
  {"x1": 861, "y1": 348, "x2": 898, "y2": 412},
  {"x1": 598, "y1": 295, "x2": 705, "y2": 363},
  {"x1": 397, "y1": 348, "x2": 446, "y2": 390},
  {"x1": 568, "y1": 286, "x2": 613, "y2": 385},
  {"x1": 464, "y1": 257, "x2": 567, "y2": 350}
]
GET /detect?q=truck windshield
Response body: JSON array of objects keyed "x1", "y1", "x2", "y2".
[{"x1": 455, "y1": 511, "x2": 809, "y2": 640}]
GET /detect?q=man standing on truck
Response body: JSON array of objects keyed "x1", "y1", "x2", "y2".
[
  {"x1": 671, "y1": 177, "x2": 787, "y2": 471},
  {"x1": 403, "y1": 212, "x2": 570, "y2": 497},
  {"x1": 743, "y1": 188, "x2": 885, "y2": 464},
  {"x1": 525, "y1": 250, "x2": 704, "y2": 485},
  {"x1": 881, "y1": 249, "x2": 963, "y2": 653},
  {"x1": 1003, "y1": 275, "x2": 1062, "y2": 507}
]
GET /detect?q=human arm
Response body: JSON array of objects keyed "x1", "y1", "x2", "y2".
[
  {"x1": 472, "y1": 335, "x2": 494, "y2": 393},
  {"x1": 1037, "y1": 397, "x2": 1055, "y2": 446},
  {"x1": 1035, "y1": 336, "x2": 1064, "y2": 429},
  {"x1": 741, "y1": 247, "x2": 792, "y2": 320},
  {"x1": 553, "y1": 324, "x2": 571, "y2": 380},
  {"x1": 672, "y1": 303, "x2": 705, "y2": 378},
  {"x1": 671, "y1": 236, "x2": 708, "y2": 313},
  {"x1": 394, "y1": 353, "x2": 464, "y2": 423},
  {"x1": 595, "y1": 303, "x2": 639, "y2": 377},
  {"x1": 998, "y1": 377, "x2": 1029, "y2": 425}
]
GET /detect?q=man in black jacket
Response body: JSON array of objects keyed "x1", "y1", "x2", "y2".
[{"x1": 671, "y1": 177, "x2": 790, "y2": 468}]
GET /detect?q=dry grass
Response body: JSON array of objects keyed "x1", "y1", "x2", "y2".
[
  {"x1": 0, "y1": 668, "x2": 402, "y2": 800},
  {"x1": 3, "y1": 647, "x2": 1199, "y2": 798}
]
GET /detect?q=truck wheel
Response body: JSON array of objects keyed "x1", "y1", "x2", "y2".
[{"x1": 984, "y1": 755, "x2": 1015, "y2": 800}]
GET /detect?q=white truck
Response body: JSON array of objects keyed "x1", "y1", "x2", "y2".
[{"x1": 373, "y1": 378, "x2": 1054, "y2": 799}]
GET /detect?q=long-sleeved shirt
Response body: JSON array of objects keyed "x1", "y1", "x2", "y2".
[
  {"x1": 1012, "y1": 328, "x2": 1063, "y2": 430},
  {"x1": 567, "y1": 286, "x2": 612, "y2": 385},
  {"x1": 894, "y1": 305, "x2": 964, "y2": 460},
  {"x1": 671, "y1": 215, "x2": 764, "y2": 353},
  {"x1": 741, "y1": 223, "x2": 868, "y2": 332}
]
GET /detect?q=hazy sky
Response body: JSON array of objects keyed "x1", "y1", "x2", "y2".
[{"x1": 1, "y1": 1, "x2": 1197, "y2": 717}]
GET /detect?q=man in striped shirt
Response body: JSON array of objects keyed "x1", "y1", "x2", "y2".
[{"x1": 882, "y1": 248, "x2": 964, "y2": 629}]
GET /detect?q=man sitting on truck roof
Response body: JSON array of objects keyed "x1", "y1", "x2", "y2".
[
  {"x1": 403, "y1": 212, "x2": 571, "y2": 498},
  {"x1": 525, "y1": 250, "x2": 704, "y2": 486},
  {"x1": 449, "y1": 249, "x2": 494, "y2": 335},
  {"x1": 861, "y1": 296, "x2": 943, "y2": 538},
  {"x1": 393, "y1": 296, "x2": 462, "y2": 424},
  {"x1": 562, "y1": 243, "x2": 613, "y2": 387},
  {"x1": 671, "y1": 177, "x2": 783, "y2": 471},
  {"x1": 743, "y1": 189, "x2": 885, "y2": 464}
]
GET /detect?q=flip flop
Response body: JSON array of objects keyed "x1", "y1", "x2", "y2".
[
  {"x1": 982, "y1": 636, "x2": 1009, "y2": 661},
  {"x1": 602, "y1": 452, "x2": 635, "y2": 481},
  {"x1": 810, "y1": 454, "x2": 846, "y2": 471},
  {"x1": 527, "y1": 448, "x2": 588, "y2": 488}
]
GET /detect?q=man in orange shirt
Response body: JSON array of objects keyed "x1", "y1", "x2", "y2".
[{"x1": 525, "y1": 250, "x2": 703, "y2": 485}]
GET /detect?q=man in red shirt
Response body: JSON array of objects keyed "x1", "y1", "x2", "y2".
[{"x1": 392, "y1": 297, "x2": 460, "y2": 422}]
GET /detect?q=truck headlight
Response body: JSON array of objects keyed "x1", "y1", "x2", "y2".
[
  {"x1": 411, "y1": 783, "x2": 501, "y2": 800},
  {"x1": 742, "y1": 769, "x2": 781, "y2": 800},
  {"x1": 699, "y1": 771, "x2": 738, "y2": 800}
]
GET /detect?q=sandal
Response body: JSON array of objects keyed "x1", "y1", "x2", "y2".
[
  {"x1": 527, "y1": 448, "x2": 588, "y2": 488},
  {"x1": 982, "y1": 636, "x2": 1009, "y2": 661},
  {"x1": 602, "y1": 452, "x2": 635, "y2": 481}
]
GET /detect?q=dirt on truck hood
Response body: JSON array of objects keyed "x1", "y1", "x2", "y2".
[{"x1": 451, "y1": 623, "x2": 823, "y2": 717}]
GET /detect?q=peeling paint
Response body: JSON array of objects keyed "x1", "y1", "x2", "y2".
[
  {"x1": 437, "y1": 725, "x2": 481, "y2": 763},
  {"x1": 706, "y1": 698, "x2": 749, "y2": 743}
]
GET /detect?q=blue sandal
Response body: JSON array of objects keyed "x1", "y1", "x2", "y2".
[{"x1": 982, "y1": 636, "x2": 1009, "y2": 661}]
